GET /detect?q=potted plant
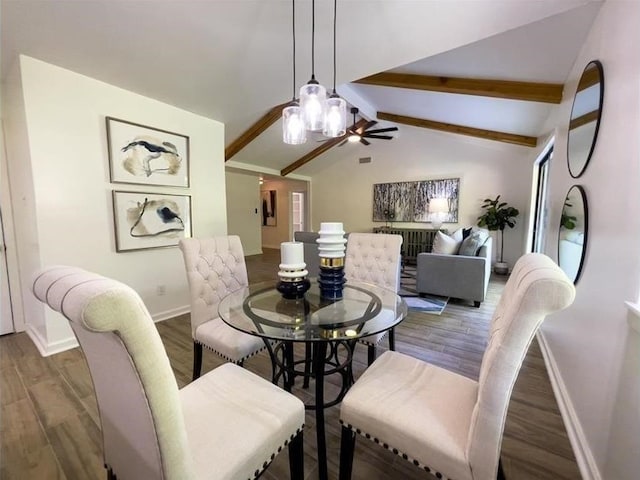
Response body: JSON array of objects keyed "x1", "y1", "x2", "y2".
[
  {"x1": 561, "y1": 200, "x2": 577, "y2": 230},
  {"x1": 477, "y1": 195, "x2": 519, "y2": 274}
]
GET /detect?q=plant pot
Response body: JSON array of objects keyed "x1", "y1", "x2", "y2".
[{"x1": 494, "y1": 262, "x2": 509, "y2": 275}]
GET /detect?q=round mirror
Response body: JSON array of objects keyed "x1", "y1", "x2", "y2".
[
  {"x1": 558, "y1": 185, "x2": 588, "y2": 283},
  {"x1": 567, "y1": 60, "x2": 604, "y2": 178}
]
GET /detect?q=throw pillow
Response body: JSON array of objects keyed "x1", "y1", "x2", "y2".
[
  {"x1": 432, "y1": 231, "x2": 461, "y2": 255},
  {"x1": 462, "y1": 227, "x2": 473, "y2": 240},
  {"x1": 458, "y1": 231, "x2": 487, "y2": 256}
]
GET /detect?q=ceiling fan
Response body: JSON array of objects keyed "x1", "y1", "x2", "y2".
[{"x1": 339, "y1": 107, "x2": 399, "y2": 146}]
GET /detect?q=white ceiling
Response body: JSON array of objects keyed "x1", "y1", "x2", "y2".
[{"x1": 1, "y1": 0, "x2": 602, "y2": 178}]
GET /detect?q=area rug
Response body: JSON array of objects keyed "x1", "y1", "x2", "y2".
[{"x1": 399, "y1": 265, "x2": 448, "y2": 315}]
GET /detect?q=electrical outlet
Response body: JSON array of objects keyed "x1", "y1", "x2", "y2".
[{"x1": 156, "y1": 285, "x2": 166, "y2": 296}]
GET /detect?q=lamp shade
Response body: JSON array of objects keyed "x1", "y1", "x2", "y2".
[
  {"x1": 429, "y1": 198, "x2": 449, "y2": 214},
  {"x1": 282, "y1": 104, "x2": 307, "y2": 145},
  {"x1": 323, "y1": 95, "x2": 347, "y2": 137},
  {"x1": 429, "y1": 197, "x2": 449, "y2": 230},
  {"x1": 300, "y1": 81, "x2": 327, "y2": 131}
]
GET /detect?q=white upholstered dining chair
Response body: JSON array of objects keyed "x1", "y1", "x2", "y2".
[
  {"x1": 32, "y1": 266, "x2": 305, "y2": 480},
  {"x1": 338, "y1": 253, "x2": 575, "y2": 480},
  {"x1": 344, "y1": 232, "x2": 403, "y2": 365},
  {"x1": 180, "y1": 236, "x2": 266, "y2": 379}
]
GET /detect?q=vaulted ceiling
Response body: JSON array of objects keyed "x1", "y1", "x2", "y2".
[{"x1": 1, "y1": 0, "x2": 602, "y2": 178}]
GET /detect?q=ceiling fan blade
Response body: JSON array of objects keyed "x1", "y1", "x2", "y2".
[
  {"x1": 364, "y1": 127, "x2": 398, "y2": 134},
  {"x1": 360, "y1": 138, "x2": 371, "y2": 146},
  {"x1": 355, "y1": 120, "x2": 377, "y2": 135},
  {"x1": 338, "y1": 139, "x2": 349, "y2": 147},
  {"x1": 363, "y1": 134, "x2": 393, "y2": 140}
]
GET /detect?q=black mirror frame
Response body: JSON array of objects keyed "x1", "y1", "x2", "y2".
[
  {"x1": 567, "y1": 60, "x2": 605, "y2": 179},
  {"x1": 558, "y1": 185, "x2": 588, "y2": 284}
]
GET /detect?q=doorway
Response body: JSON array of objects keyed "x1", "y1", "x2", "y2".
[
  {"x1": 531, "y1": 146, "x2": 553, "y2": 253},
  {"x1": 291, "y1": 192, "x2": 305, "y2": 235}
]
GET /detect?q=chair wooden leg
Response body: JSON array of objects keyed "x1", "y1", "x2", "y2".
[
  {"x1": 192, "y1": 342, "x2": 203, "y2": 381},
  {"x1": 288, "y1": 430, "x2": 304, "y2": 480},
  {"x1": 367, "y1": 344, "x2": 376, "y2": 366},
  {"x1": 388, "y1": 327, "x2": 396, "y2": 351},
  {"x1": 497, "y1": 458, "x2": 506, "y2": 480},
  {"x1": 474, "y1": 300, "x2": 481, "y2": 308},
  {"x1": 339, "y1": 425, "x2": 356, "y2": 480}
]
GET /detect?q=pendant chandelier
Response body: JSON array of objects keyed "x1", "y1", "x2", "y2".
[
  {"x1": 282, "y1": 0, "x2": 306, "y2": 144},
  {"x1": 283, "y1": 0, "x2": 346, "y2": 144}
]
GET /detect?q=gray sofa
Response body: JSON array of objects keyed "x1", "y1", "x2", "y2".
[{"x1": 415, "y1": 237, "x2": 492, "y2": 307}]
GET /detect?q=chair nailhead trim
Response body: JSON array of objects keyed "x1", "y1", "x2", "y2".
[
  {"x1": 339, "y1": 420, "x2": 451, "y2": 480},
  {"x1": 249, "y1": 425, "x2": 304, "y2": 480},
  {"x1": 196, "y1": 340, "x2": 268, "y2": 363}
]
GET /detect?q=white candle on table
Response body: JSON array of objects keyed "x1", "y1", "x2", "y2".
[{"x1": 280, "y1": 241, "x2": 304, "y2": 267}]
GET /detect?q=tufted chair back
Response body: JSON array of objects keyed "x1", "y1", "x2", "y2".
[
  {"x1": 466, "y1": 253, "x2": 575, "y2": 479},
  {"x1": 32, "y1": 266, "x2": 195, "y2": 480},
  {"x1": 344, "y1": 233, "x2": 403, "y2": 292},
  {"x1": 179, "y1": 236, "x2": 249, "y2": 337}
]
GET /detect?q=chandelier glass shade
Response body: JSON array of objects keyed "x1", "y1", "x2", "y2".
[
  {"x1": 300, "y1": 80, "x2": 327, "y2": 132},
  {"x1": 323, "y1": 94, "x2": 346, "y2": 137},
  {"x1": 282, "y1": 103, "x2": 307, "y2": 145}
]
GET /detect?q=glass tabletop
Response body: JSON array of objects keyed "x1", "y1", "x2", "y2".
[{"x1": 218, "y1": 279, "x2": 408, "y2": 342}]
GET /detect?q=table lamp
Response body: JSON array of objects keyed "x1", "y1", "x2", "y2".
[{"x1": 429, "y1": 198, "x2": 449, "y2": 230}]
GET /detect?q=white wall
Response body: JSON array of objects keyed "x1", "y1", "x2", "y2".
[
  {"x1": 539, "y1": 3, "x2": 640, "y2": 479},
  {"x1": 225, "y1": 169, "x2": 262, "y2": 255},
  {"x1": 3, "y1": 56, "x2": 227, "y2": 355},
  {"x1": 310, "y1": 127, "x2": 534, "y2": 268}
]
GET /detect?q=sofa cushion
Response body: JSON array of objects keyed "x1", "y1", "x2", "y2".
[
  {"x1": 432, "y1": 231, "x2": 461, "y2": 255},
  {"x1": 458, "y1": 231, "x2": 489, "y2": 256}
]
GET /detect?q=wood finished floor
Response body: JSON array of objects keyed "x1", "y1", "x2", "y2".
[{"x1": 0, "y1": 249, "x2": 581, "y2": 480}]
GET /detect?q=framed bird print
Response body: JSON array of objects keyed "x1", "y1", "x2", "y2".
[
  {"x1": 112, "y1": 190, "x2": 192, "y2": 252},
  {"x1": 106, "y1": 117, "x2": 190, "y2": 187}
]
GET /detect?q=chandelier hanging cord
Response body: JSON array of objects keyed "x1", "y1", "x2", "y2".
[
  {"x1": 291, "y1": 0, "x2": 297, "y2": 100},
  {"x1": 310, "y1": 0, "x2": 317, "y2": 83},
  {"x1": 332, "y1": 0, "x2": 337, "y2": 93}
]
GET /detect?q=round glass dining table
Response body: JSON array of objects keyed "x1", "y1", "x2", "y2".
[{"x1": 218, "y1": 279, "x2": 407, "y2": 480}]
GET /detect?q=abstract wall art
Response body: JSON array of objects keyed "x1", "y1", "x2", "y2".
[
  {"x1": 372, "y1": 178, "x2": 460, "y2": 223},
  {"x1": 112, "y1": 190, "x2": 192, "y2": 252},
  {"x1": 107, "y1": 117, "x2": 190, "y2": 187},
  {"x1": 261, "y1": 190, "x2": 277, "y2": 226}
]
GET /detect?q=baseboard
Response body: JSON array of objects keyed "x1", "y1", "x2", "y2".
[
  {"x1": 26, "y1": 324, "x2": 78, "y2": 357},
  {"x1": 536, "y1": 331, "x2": 602, "y2": 480},
  {"x1": 152, "y1": 305, "x2": 190, "y2": 323}
]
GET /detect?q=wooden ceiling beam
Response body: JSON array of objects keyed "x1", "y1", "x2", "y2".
[
  {"x1": 354, "y1": 72, "x2": 563, "y2": 104},
  {"x1": 225, "y1": 102, "x2": 289, "y2": 161},
  {"x1": 281, "y1": 119, "x2": 369, "y2": 176},
  {"x1": 378, "y1": 112, "x2": 537, "y2": 147}
]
